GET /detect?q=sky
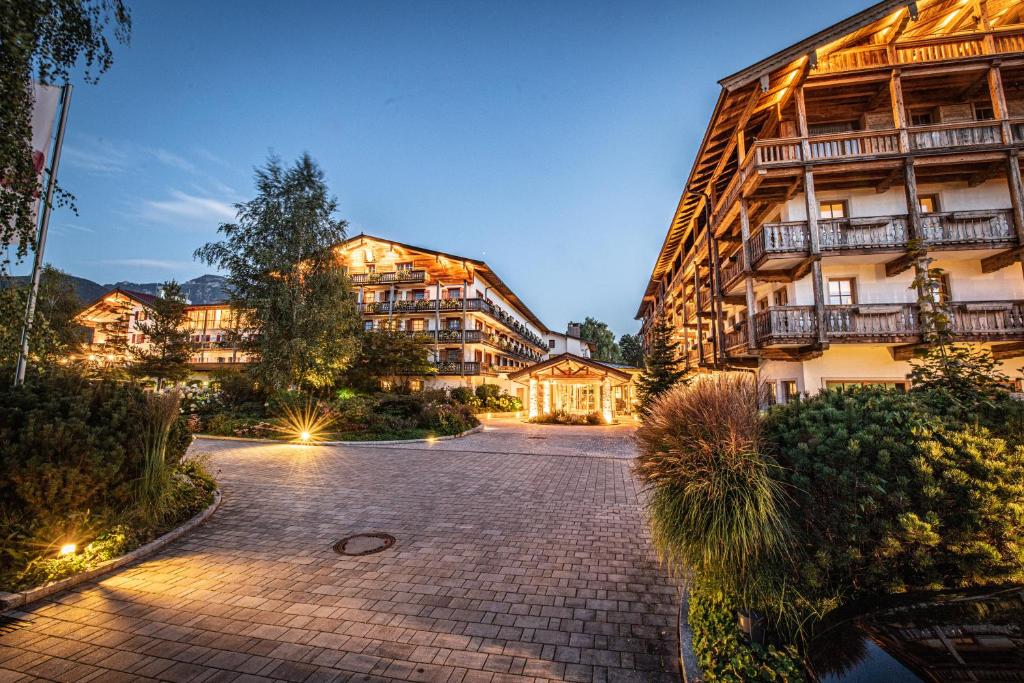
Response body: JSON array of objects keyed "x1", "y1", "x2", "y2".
[{"x1": 20, "y1": 0, "x2": 869, "y2": 336}]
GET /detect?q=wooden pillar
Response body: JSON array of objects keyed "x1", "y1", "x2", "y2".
[
  {"x1": 739, "y1": 199, "x2": 757, "y2": 349},
  {"x1": 461, "y1": 281, "x2": 468, "y2": 377},
  {"x1": 694, "y1": 269, "x2": 705, "y2": 364},
  {"x1": 709, "y1": 236, "x2": 727, "y2": 364},
  {"x1": 904, "y1": 159, "x2": 923, "y2": 241},
  {"x1": 803, "y1": 169, "x2": 828, "y2": 346},
  {"x1": 989, "y1": 63, "x2": 1011, "y2": 143},
  {"x1": 434, "y1": 281, "x2": 441, "y2": 364},
  {"x1": 890, "y1": 70, "x2": 909, "y2": 152},
  {"x1": 1007, "y1": 151, "x2": 1024, "y2": 281},
  {"x1": 794, "y1": 85, "x2": 810, "y2": 161}
]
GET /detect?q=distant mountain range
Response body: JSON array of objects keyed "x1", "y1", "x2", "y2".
[{"x1": 5, "y1": 273, "x2": 229, "y2": 305}]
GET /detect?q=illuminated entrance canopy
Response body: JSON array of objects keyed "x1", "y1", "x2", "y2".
[{"x1": 508, "y1": 353, "x2": 638, "y2": 423}]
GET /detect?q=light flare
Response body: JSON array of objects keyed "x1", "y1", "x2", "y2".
[{"x1": 271, "y1": 399, "x2": 335, "y2": 444}]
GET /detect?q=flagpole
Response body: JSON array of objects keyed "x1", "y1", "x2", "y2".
[{"x1": 14, "y1": 83, "x2": 72, "y2": 387}]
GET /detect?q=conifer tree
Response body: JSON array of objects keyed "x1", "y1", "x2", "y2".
[
  {"x1": 130, "y1": 281, "x2": 192, "y2": 390},
  {"x1": 636, "y1": 315, "x2": 686, "y2": 414}
]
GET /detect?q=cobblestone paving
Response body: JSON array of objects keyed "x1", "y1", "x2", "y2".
[{"x1": 0, "y1": 423, "x2": 680, "y2": 682}]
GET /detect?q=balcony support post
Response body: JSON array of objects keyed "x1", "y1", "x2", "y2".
[
  {"x1": 745, "y1": 277, "x2": 758, "y2": 350},
  {"x1": 1006, "y1": 151, "x2": 1024, "y2": 279},
  {"x1": 461, "y1": 281, "x2": 468, "y2": 378},
  {"x1": 388, "y1": 284, "x2": 395, "y2": 324},
  {"x1": 795, "y1": 86, "x2": 810, "y2": 161},
  {"x1": 709, "y1": 237, "x2": 727, "y2": 365},
  {"x1": 434, "y1": 281, "x2": 441, "y2": 363},
  {"x1": 988, "y1": 63, "x2": 1011, "y2": 143},
  {"x1": 890, "y1": 69, "x2": 909, "y2": 153},
  {"x1": 694, "y1": 269, "x2": 705, "y2": 365},
  {"x1": 740, "y1": 199, "x2": 758, "y2": 350},
  {"x1": 803, "y1": 168, "x2": 828, "y2": 346}
]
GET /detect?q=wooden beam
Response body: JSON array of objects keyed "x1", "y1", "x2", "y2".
[
  {"x1": 885, "y1": 252, "x2": 917, "y2": 277},
  {"x1": 992, "y1": 341, "x2": 1024, "y2": 360},
  {"x1": 876, "y1": 167, "x2": 903, "y2": 193},
  {"x1": 759, "y1": 346, "x2": 824, "y2": 362},
  {"x1": 890, "y1": 343, "x2": 926, "y2": 361},
  {"x1": 981, "y1": 247, "x2": 1021, "y2": 273},
  {"x1": 967, "y1": 161, "x2": 1002, "y2": 187}
]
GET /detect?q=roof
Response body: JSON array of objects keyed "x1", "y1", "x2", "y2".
[
  {"x1": 507, "y1": 353, "x2": 633, "y2": 382},
  {"x1": 338, "y1": 233, "x2": 550, "y2": 334},
  {"x1": 635, "y1": 0, "x2": 999, "y2": 319}
]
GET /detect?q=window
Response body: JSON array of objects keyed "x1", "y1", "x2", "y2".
[
  {"x1": 918, "y1": 194, "x2": 939, "y2": 214},
  {"x1": 446, "y1": 318, "x2": 461, "y2": 330},
  {"x1": 366, "y1": 264, "x2": 375, "y2": 273},
  {"x1": 445, "y1": 349, "x2": 460, "y2": 362},
  {"x1": 909, "y1": 109, "x2": 935, "y2": 126},
  {"x1": 780, "y1": 380, "x2": 799, "y2": 404},
  {"x1": 826, "y1": 380, "x2": 908, "y2": 392},
  {"x1": 413, "y1": 289, "x2": 426, "y2": 300},
  {"x1": 974, "y1": 104, "x2": 995, "y2": 121},
  {"x1": 447, "y1": 287, "x2": 462, "y2": 300},
  {"x1": 808, "y1": 121, "x2": 857, "y2": 135},
  {"x1": 827, "y1": 278, "x2": 856, "y2": 305},
  {"x1": 757, "y1": 297, "x2": 769, "y2": 312},
  {"x1": 549, "y1": 339, "x2": 556, "y2": 349},
  {"x1": 396, "y1": 262, "x2": 412, "y2": 271},
  {"x1": 410, "y1": 319, "x2": 425, "y2": 332},
  {"x1": 409, "y1": 379, "x2": 423, "y2": 392},
  {"x1": 136, "y1": 310, "x2": 147, "y2": 322},
  {"x1": 819, "y1": 200, "x2": 848, "y2": 219},
  {"x1": 363, "y1": 291, "x2": 375, "y2": 303},
  {"x1": 363, "y1": 320, "x2": 374, "y2": 331},
  {"x1": 773, "y1": 288, "x2": 789, "y2": 306}
]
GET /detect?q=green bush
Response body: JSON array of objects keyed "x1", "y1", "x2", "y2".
[
  {"x1": 0, "y1": 368, "x2": 217, "y2": 588},
  {"x1": 688, "y1": 583, "x2": 804, "y2": 683},
  {"x1": 449, "y1": 386, "x2": 481, "y2": 409},
  {"x1": 529, "y1": 410, "x2": 605, "y2": 425},
  {"x1": 475, "y1": 383, "x2": 501, "y2": 402},
  {"x1": 764, "y1": 387, "x2": 1024, "y2": 613}
]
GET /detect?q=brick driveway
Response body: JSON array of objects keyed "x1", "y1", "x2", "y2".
[{"x1": 0, "y1": 421, "x2": 680, "y2": 683}]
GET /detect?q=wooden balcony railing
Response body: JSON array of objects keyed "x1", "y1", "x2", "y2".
[
  {"x1": 753, "y1": 120, "x2": 1017, "y2": 170},
  {"x1": 746, "y1": 301, "x2": 1024, "y2": 348},
  {"x1": 720, "y1": 258, "x2": 744, "y2": 289},
  {"x1": 723, "y1": 327, "x2": 749, "y2": 351},
  {"x1": 749, "y1": 210, "x2": 1014, "y2": 266},
  {"x1": 922, "y1": 210, "x2": 1014, "y2": 245},
  {"x1": 350, "y1": 269, "x2": 426, "y2": 285},
  {"x1": 433, "y1": 361, "x2": 483, "y2": 375},
  {"x1": 814, "y1": 27, "x2": 1024, "y2": 75},
  {"x1": 909, "y1": 120, "x2": 1002, "y2": 151}
]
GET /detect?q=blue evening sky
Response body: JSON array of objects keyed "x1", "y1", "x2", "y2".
[{"x1": 24, "y1": 0, "x2": 867, "y2": 335}]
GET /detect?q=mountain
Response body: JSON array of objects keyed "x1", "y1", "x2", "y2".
[
  {"x1": 4, "y1": 273, "x2": 229, "y2": 305},
  {"x1": 105, "y1": 274, "x2": 229, "y2": 305}
]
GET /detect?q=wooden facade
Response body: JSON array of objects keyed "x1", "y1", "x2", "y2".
[{"x1": 638, "y1": 0, "x2": 1024, "y2": 395}]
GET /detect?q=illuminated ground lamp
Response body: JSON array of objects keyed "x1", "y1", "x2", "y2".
[
  {"x1": 272, "y1": 399, "x2": 335, "y2": 444},
  {"x1": 59, "y1": 543, "x2": 76, "y2": 556}
]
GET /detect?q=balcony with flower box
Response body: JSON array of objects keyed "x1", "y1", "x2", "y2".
[{"x1": 349, "y1": 269, "x2": 426, "y2": 285}]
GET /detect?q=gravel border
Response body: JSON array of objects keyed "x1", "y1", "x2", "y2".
[
  {"x1": 0, "y1": 489, "x2": 222, "y2": 613},
  {"x1": 194, "y1": 424, "x2": 484, "y2": 446}
]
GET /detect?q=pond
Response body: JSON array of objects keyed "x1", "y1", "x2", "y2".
[{"x1": 806, "y1": 586, "x2": 1024, "y2": 682}]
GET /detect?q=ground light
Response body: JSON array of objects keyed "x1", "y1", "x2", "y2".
[
  {"x1": 272, "y1": 399, "x2": 335, "y2": 444},
  {"x1": 59, "y1": 543, "x2": 76, "y2": 556}
]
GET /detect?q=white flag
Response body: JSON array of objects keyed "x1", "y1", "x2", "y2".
[{"x1": 28, "y1": 83, "x2": 62, "y2": 221}]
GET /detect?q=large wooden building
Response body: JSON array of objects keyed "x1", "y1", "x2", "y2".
[{"x1": 637, "y1": 0, "x2": 1024, "y2": 403}]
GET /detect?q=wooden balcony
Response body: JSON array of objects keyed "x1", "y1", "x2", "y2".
[
  {"x1": 750, "y1": 120, "x2": 1021, "y2": 172},
  {"x1": 813, "y1": 28, "x2": 1024, "y2": 76},
  {"x1": 748, "y1": 210, "x2": 1014, "y2": 270},
  {"x1": 350, "y1": 269, "x2": 426, "y2": 285},
  {"x1": 746, "y1": 300, "x2": 1024, "y2": 349},
  {"x1": 358, "y1": 298, "x2": 547, "y2": 350},
  {"x1": 433, "y1": 361, "x2": 484, "y2": 376}
]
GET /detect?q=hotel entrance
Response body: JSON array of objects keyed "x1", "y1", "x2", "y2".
[{"x1": 508, "y1": 353, "x2": 638, "y2": 423}]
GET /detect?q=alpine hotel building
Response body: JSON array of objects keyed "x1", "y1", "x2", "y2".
[{"x1": 637, "y1": 0, "x2": 1024, "y2": 403}]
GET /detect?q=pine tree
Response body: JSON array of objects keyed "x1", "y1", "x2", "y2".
[
  {"x1": 636, "y1": 315, "x2": 686, "y2": 414},
  {"x1": 130, "y1": 281, "x2": 192, "y2": 390},
  {"x1": 93, "y1": 297, "x2": 132, "y2": 378}
]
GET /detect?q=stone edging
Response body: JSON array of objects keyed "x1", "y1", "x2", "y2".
[
  {"x1": 0, "y1": 489, "x2": 222, "y2": 613},
  {"x1": 678, "y1": 583, "x2": 703, "y2": 682},
  {"x1": 194, "y1": 424, "x2": 485, "y2": 446}
]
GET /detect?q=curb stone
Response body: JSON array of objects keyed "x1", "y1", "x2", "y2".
[
  {"x1": 679, "y1": 583, "x2": 703, "y2": 682},
  {"x1": 0, "y1": 489, "x2": 222, "y2": 613}
]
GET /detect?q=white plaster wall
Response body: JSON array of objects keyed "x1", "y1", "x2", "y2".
[
  {"x1": 784, "y1": 180, "x2": 1012, "y2": 221},
  {"x1": 931, "y1": 256, "x2": 1024, "y2": 300}
]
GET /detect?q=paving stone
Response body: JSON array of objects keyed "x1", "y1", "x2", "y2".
[{"x1": 0, "y1": 421, "x2": 679, "y2": 682}]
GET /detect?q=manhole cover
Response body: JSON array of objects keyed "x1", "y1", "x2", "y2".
[{"x1": 333, "y1": 533, "x2": 395, "y2": 556}]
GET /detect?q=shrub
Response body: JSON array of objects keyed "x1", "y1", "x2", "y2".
[
  {"x1": 529, "y1": 410, "x2": 604, "y2": 425},
  {"x1": 211, "y1": 367, "x2": 265, "y2": 409},
  {"x1": 635, "y1": 374, "x2": 791, "y2": 608},
  {"x1": 764, "y1": 386, "x2": 1024, "y2": 614},
  {"x1": 449, "y1": 386, "x2": 481, "y2": 409},
  {"x1": 423, "y1": 402, "x2": 479, "y2": 435},
  {"x1": 688, "y1": 582, "x2": 804, "y2": 683},
  {"x1": 475, "y1": 383, "x2": 501, "y2": 402}
]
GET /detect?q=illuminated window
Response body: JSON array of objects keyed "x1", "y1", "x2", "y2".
[
  {"x1": 827, "y1": 278, "x2": 856, "y2": 305},
  {"x1": 780, "y1": 380, "x2": 799, "y2": 404},
  {"x1": 397, "y1": 262, "x2": 412, "y2": 271},
  {"x1": 918, "y1": 194, "x2": 939, "y2": 214},
  {"x1": 819, "y1": 200, "x2": 847, "y2": 219},
  {"x1": 826, "y1": 380, "x2": 908, "y2": 392}
]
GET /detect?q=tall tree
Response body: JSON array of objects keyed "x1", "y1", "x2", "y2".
[
  {"x1": 574, "y1": 316, "x2": 621, "y2": 362},
  {"x1": 195, "y1": 153, "x2": 361, "y2": 391},
  {"x1": 636, "y1": 315, "x2": 686, "y2": 414},
  {"x1": 129, "y1": 280, "x2": 192, "y2": 390},
  {"x1": 91, "y1": 295, "x2": 131, "y2": 378},
  {"x1": 1, "y1": 0, "x2": 130, "y2": 273},
  {"x1": 619, "y1": 333, "x2": 643, "y2": 367},
  {"x1": 0, "y1": 264, "x2": 82, "y2": 365}
]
